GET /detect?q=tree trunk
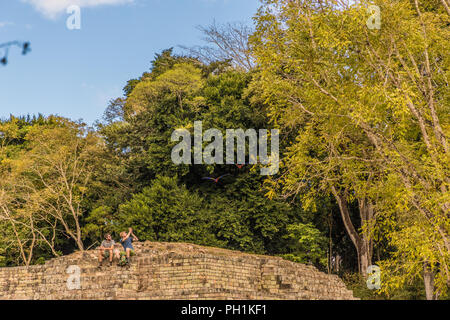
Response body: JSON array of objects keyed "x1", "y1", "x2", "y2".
[
  {"x1": 357, "y1": 240, "x2": 372, "y2": 276},
  {"x1": 358, "y1": 198, "x2": 374, "y2": 275},
  {"x1": 328, "y1": 212, "x2": 333, "y2": 274},
  {"x1": 335, "y1": 255, "x2": 341, "y2": 273},
  {"x1": 423, "y1": 262, "x2": 438, "y2": 300},
  {"x1": 331, "y1": 186, "x2": 374, "y2": 277}
]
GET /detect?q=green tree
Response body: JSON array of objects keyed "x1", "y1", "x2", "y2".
[
  {"x1": 96, "y1": 51, "x2": 310, "y2": 260},
  {"x1": 116, "y1": 175, "x2": 222, "y2": 246},
  {"x1": 251, "y1": 0, "x2": 449, "y2": 297},
  {"x1": 282, "y1": 223, "x2": 328, "y2": 268},
  {"x1": 0, "y1": 117, "x2": 104, "y2": 260}
]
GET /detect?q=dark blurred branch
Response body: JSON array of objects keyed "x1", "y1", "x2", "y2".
[{"x1": 0, "y1": 41, "x2": 31, "y2": 66}]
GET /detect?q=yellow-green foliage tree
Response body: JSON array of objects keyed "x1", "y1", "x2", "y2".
[
  {"x1": 0, "y1": 117, "x2": 104, "y2": 263},
  {"x1": 250, "y1": 0, "x2": 449, "y2": 298},
  {"x1": 126, "y1": 63, "x2": 205, "y2": 116}
]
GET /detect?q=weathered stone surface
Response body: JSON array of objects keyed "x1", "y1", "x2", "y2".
[{"x1": 0, "y1": 242, "x2": 357, "y2": 300}]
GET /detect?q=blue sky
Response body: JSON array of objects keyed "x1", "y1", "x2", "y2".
[{"x1": 0, "y1": 0, "x2": 260, "y2": 124}]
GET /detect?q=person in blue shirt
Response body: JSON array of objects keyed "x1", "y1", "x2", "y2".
[{"x1": 120, "y1": 227, "x2": 139, "y2": 265}]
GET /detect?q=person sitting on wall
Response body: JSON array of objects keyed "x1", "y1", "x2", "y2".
[
  {"x1": 119, "y1": 227, "x2": 138, "y2": 265},
  {"x1": 98, "y1": 233, "x2": 119, "y2": 266}
]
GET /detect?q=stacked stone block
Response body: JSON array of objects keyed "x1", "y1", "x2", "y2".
[{"x1": 0, "y1": 242, "x2": 357, "y2": 300}]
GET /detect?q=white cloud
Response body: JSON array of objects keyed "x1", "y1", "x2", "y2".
[
  {"x1": 22, "y1": 0, "x2": 134, "y2": 19},
  {"x1": 0, "y1": 22, "x2": 14, "y2": 28}
]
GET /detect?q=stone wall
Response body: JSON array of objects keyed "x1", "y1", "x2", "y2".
[{"x1": 0, "y1": 242, "x2": 357, "y2": 300}]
